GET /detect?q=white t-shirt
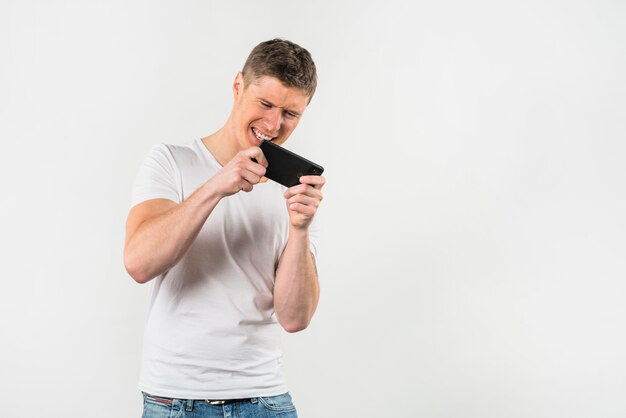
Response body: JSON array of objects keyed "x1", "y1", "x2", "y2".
[{"x1": 131, "y1": 138, "x2": 317, "y2": 399}]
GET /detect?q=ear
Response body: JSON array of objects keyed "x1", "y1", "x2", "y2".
[{"x1": 233, "y1": 72, "x2": 244, "y2": 100}]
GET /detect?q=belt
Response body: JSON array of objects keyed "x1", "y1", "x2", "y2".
[{"x1": 144, "y1": 393, "x2": 249, "y2": 406}]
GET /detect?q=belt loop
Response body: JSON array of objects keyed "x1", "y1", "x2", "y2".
[{"x1": 186, "y1": 399, "x2": 194, "y2": 412}]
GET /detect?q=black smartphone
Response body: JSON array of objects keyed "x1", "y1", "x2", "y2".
[{"x1": 259, "y1": 140, "x2": 324, "y2": 188}]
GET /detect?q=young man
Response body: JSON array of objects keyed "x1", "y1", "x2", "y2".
[{"x1": 124, "y1": 39, "x2": 324, "y2": 418}]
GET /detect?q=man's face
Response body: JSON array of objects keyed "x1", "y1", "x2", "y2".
[{"x1": 231, "y1": 74, "x2": 309, "y2": 150}]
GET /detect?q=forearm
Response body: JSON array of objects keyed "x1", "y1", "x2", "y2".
[
  {"x1": 274, "y1": 227, "x2": 320, "y2": 333},
  {"x1": 124, "y1": 183, "x2": 222, "y2": 283}
]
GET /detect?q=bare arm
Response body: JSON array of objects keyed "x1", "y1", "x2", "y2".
[
  {"x1": 124, "y1": 147, "x2": 267, "y2": 283},
  {"x1": 124, "y1": 192, "x2": 220, "y2": 283},
  {"x1": 274, "y1": 175, "x2": 325, "y2": 332}
]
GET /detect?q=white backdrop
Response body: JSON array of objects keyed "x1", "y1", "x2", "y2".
[{"x1": 1, "y1": 1, "x2": 625, "y2": 417}]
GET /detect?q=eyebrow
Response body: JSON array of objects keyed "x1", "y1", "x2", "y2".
[{"x1": 258, "y1": 98, "x2": 302, "y2": 117}]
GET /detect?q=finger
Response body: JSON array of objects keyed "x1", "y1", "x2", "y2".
[
  {"x1": 298, "y1": 175, "x2": 325, "y2": 189},
  {"x1": 284, "y1": 184, "x2": 323, "y2": 200},
  {"x1": 242, "y1": 147, "x2": 268, "y2": 168},
  {"x1": 238, "y1": 167, "x2": 263, "y2": 186},
  {"x1": 231, "y1": 153, "x2": 265, "y2": 178},
  {"x1": 288, "y1": 202, "x2": 317, "y2": 216},
  {"x1": 287, "y1": 194, "x2": 320, "y2": 209},
  {"x1": 239, "y1": 159, "x2": 267, "y2": 178},
  {"x1": 228, "y1": 162, "x2": 262, "y2": 186},
  {"x1": 240, "y1": 180, "x2": 254, "y2": 192}
]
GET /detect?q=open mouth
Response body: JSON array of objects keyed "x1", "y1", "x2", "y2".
[{"x1": 252, "y1": 127, "x2": 275, "y2": 142}]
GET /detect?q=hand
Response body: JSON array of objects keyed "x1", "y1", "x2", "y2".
[
  {"x1": 284, "y1": 175, "x2": 325, "y2": 230},
  {"x1": 210, "y1": 147, "x2": 267, "y2": 197}
]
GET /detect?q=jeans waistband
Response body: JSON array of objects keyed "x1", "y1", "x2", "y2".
[{"x1": 143, "y1": 392, "x2": 252, "y2": 405}]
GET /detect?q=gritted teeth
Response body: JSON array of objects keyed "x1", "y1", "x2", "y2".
[{"x1": 252, "y1": 128, "x2": 274, "y2": 141}]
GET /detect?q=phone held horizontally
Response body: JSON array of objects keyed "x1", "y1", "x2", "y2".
[{"x1": 259, "y1": 140, "x2": 324, "y2": 188}]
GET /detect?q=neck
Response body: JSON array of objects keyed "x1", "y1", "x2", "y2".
[{"x1": 201, "y1": 117, "x2": 240, "y2": 167}]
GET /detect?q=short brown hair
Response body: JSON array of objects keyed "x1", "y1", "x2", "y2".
[{"x1": 242, "y1": 39, "x2": 317, "y2": 102}]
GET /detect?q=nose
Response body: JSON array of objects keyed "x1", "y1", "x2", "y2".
[{"x1": 264, "y1": 108, "x2": 283, "y2": 135}]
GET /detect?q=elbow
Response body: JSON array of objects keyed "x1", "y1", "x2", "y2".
[
  {"x1": 128, "y1": 271, "x2": 151, "y2": 285},
  {"x1": 124, "y1": 252, "x2": 151, "y2": 284},
  {"x1": 125, "y1": 264, "x2": 151, "y2": 284},
  {"x1": 280, "y1": 319, "x2": 311, "y2": 334}
]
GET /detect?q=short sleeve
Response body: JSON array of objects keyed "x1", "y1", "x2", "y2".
[{"x1": 131, "y1": 144, "x2": 181, "y2": 207}]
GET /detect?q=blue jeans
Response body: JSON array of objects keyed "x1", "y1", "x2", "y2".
[{"x1": 141, "y1": 392, "x2": 298, "y2": 418}]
